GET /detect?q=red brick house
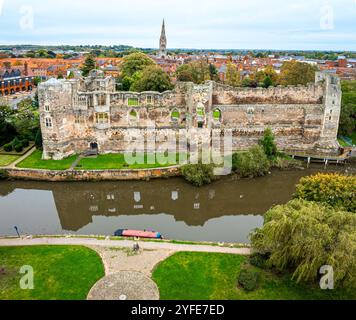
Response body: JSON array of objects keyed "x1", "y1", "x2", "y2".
[{"x1": 0, "y1": 62, "x2": 35, "y2": 96}]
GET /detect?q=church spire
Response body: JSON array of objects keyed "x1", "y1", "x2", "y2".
[{"x1": 159, "y1": 19, "x2": 167, "y2": 58}]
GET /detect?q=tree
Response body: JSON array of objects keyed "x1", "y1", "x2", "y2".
[
  {"x1": 339, "y1": 81, "x2": 356, "y2": 137},
  {"x1": 0, "y1": 106, "x2": 16, "y2": 146},
  {"x1": 279, "y1": 60, "x2": 318, "y2": 86},
  {"x1": 130, "y1": 65, "x2": 173, "y2": 93},
  {"x1": 12, "y1": 98, "x2": 40, "y2": 140},
  {"x1": 294, "y1": 173, "x2": 356, "y2": 212},
  {"x1": 225, "y1": 62, "x2": 240, "y2": 87},
  {"x1": 232, "y1": 145, "x2": 270, "y2": 177},
  {"x1": 120, "y1": 52, "x2": 155, "y2": 78},
  {"x1": 176, "y1": 60, "x2": 211, "y2": 84},
  {"x1": 251, "y1": 199, "x2": 356, "y2": 288},
  {"x1": 181, "y1": 163, "x2": 216, "y2": 187},
  {"x1": 259, "y1": 128, "x2": 277, "y2": 157},
  {"x1": 34, "y1": 76, "x2": 42, "y2": 86},
  {"x1": 209, "y1": 64, "x2": 218, "y2": 81},
  {"x1": 80, "y1": 54, "x2": 97, "y2": 77},
  {"x1": 254, "y1": 65, "x2": 279, "y2": 85},
  {"x1": 241, "y1": 78, "x2": 257, "y2": 88},
  {"x1": 262, "y1": 76, "x2": 273, "y2": 88}
]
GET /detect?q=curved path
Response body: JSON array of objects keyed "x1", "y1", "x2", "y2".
[{"x1": 87, "y1": 271, "x2": 160, "y2": 300}]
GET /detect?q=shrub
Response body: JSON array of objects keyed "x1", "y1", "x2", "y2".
[
  {"x1": 181, "y1": 163, "x2": 216, "y2": 187},
  {"x1": 249, "y1": 253, "x2": 269, "y2": 269},
  {"x1": 294, "y1": 173, "x2": 356, "y2": 212},
  {"x1": 259, "y1": 128, "x2": 277, "y2": 158},
  {"x1": 3, "y1": 143, "x2": 13, "y2": 152},
  {"x1": 14, "y1": 143, "x2": 23, "y2": 153},
  {"x1": 251, "y1": 199, "x2": 356, "y2": 288},
  {"x1": 238, "y1": 267, "x2": 260, "y2": 291},
  {"x1": 21, "y1": 139, "x2": 29, "y2": 148},
  {"x1": 232, "y1": 146, "x2": 270, "y2": 178}
]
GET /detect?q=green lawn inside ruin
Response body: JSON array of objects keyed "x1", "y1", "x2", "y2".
[
  {"x1": 16, "y1": 150, "x2": 77, "y2": 170},
  {"x1": 75, "y1": 152, "x2": 186, "y2": 170}
]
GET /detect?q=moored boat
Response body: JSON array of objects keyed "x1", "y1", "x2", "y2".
[{"x1": 114, "y1": 229, "x2": 163, "y2": 239}]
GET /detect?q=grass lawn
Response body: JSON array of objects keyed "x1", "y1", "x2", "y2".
[
  {"x1": 0, "y1": 155, "x2": 20, "y2": 167},
  {"x1": 152, "y1": 252, "x2": 356, "y2": 300},
  {"x1": 0, "y1": 246, "x2": 104, "y2": 300},
  {"x1": 16, "y1": 150, "x2": 77, "y2": 170},
  {"x1": 76, "y1": 153, "x2": 185, "y2": 170}
]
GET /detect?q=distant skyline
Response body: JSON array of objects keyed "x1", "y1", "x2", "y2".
[{"x1": 0, "y1": 0, "x2": 355, "y2": 50}]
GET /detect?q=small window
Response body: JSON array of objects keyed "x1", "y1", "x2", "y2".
[
  {"x1": 96, "y1": 113, "x2": 109, "y2": 124},
  {"x1": 45, "y1": 105, "x2": 50, "y2": 112},
  {"x1": 330, "y1": 110, "x2": 333, "y2": 114},
  {"x1": 146, "y1": 96, "x2": 153, "y2": 104},
  {"x1": 329, "y1": 116, "x2": 332, "y2": 121},
  {"x1": 213, "y1": 109, "x2": 221, "y2": 121},
  {"x1": 196, "y1": 107, "x2": 205, "y2": 117},
  {"x1": 129, "y1": 110, "x2": 138, "y2": 122},
  {"x1": 128, "y1": 98, "x2": 139, "y2": 106},
  {"x1": 75, "y1": 115, "x2": 82, "y2": 124},
  {"x1": 171, "y1": 110, "x2": 180, "y2": 121},
  {"x1": 45, "y1": 117, "x2": 52, "y2": 128}
]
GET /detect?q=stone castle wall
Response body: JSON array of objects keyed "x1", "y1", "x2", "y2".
[{"x1": 38, "y1": 71, "x2": 342, "y2": 160}]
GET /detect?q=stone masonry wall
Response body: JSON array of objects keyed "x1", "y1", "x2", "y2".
[{"x1": 38, "y1": 72, "x2": 342, "y2": 160}]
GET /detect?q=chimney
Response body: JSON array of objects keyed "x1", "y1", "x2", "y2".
[{"x1": 24, "y1": 62, "x2": 28, "y2": 76}]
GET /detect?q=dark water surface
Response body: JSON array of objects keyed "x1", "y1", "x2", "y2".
[{"x1": 0, "y1": 165, "x2": 352, "y2": 243}]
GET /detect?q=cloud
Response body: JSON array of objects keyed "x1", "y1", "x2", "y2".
[{"x1": 0, "y1": 0, "x2": 355, "y2": 50}]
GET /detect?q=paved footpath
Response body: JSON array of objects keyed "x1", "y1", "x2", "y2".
[{"x1": 0, "y1": 237, "x2": 251, "y2": 255}]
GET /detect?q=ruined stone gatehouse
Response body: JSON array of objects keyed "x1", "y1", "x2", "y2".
[{"x1": 38, "y1": 70, "x2": 341, "y2": 160}]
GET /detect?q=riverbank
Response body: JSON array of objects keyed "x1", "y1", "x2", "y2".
[{"x1": 0, "y1": 236, "x2": 251, "y2": 254}]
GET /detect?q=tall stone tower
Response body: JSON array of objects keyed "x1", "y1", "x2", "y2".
[{"x1": 158, "y1": 19, "x2": 167, "y2": 58}]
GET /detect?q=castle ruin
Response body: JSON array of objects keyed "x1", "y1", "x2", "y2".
[{"x1": 38, "y1": 71, "x2": 342, "y2": 160}]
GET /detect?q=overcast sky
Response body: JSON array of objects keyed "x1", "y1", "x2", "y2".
[{"x1": 0, "y1": 0, "x2": 355, "y2": 50}]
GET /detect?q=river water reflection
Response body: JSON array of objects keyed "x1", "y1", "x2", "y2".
[{"x1": 0, "y1": 166, "x2": 351, "y2": 243}]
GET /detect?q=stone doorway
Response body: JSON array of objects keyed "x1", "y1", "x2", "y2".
[{"x1": 90, "y1": 142, "x2": 98, "y2": 150}]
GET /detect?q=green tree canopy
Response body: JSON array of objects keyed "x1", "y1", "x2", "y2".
[
  {"x1": 279, "y1": 61, "x2": 318, "y2": 86},
  {"x1": 176, "y1": 60, "x2": 211, "y2": 84},
  {"x1": 294, "y1": 173, "x2": 356, "y2": 212},
  {"x1": 225, "y1": 62, "x2": 240, "y2": 87},
  {"x1": 121, "y1": 52, "x2": 155, "y2": 78},
  {"x1": 259, "y1": 128, "x2": 277, "y2": 158},
  {"x1": 130, "y1": 65, "x2": 173, "y2": 93},
  {"x1": 80, "y1": 54, "x2": 97, "y2": 77},
  {"x1": 251, "y1": 199, "x2": 356, "y2": 288}
]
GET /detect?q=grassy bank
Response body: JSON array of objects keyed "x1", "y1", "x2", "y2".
[
  {"x1": 0, "y1": 155, "x2": 20, "y2": 167},
  {"x1": 75, "y1": 153, "x2": 183, "y2": 170},
  {"x1": 152, "y1": 252, "x2": 355, "y2": 300},
  {"x1": 16, "y1": 150, "x2": 77, "y2": 170},
  {"x1": 0, "y1": 246, "x2": 104, "y2": 300}
]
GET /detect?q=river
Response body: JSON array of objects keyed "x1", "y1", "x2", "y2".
[{"x1": 0, "y1": 165, "x2": 353, "y2": 243}]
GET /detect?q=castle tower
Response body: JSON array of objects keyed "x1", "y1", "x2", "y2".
[{"x1": 158, "y1": 19, "x2": 167, "y2": 58}]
